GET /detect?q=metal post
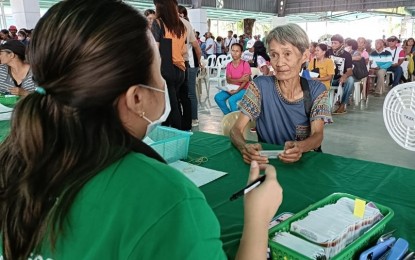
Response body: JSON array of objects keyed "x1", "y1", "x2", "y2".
[{"x1": 0, "y1": 0, "x2": 6, "y2": 29}]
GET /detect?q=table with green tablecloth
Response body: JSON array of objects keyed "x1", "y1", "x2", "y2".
[
  {"x1": 188, "y1": 131, "x2": 415, "y2": 259},
  {"x1": 1, "y1": 120, "x2": 414, "y2": 258}
]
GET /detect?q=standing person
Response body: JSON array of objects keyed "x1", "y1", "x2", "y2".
[
  {"x1": 385, "y1": 36, "x2": 405, "y2": 87},
  {"x1": 215, "y1": 36, "x2": 224, "y2": 57},
  {"x1": 8, "y1": 25, "x2": 17, "y2": 40},
  {"x1": 327, "y1": 34, "x2": 354, "y2": 115},
  {"x1": 205, "y1": 32, "x2": 215, "y2": 59},
  {"x1": 151, "y1": 0, "x2": 187, "y2": 129},
  {"x1": 177, "y1": 4, "x2": 202, "y2": 130},
  {"x1": 230, "y1": 23, "x2": 331, "y2": 164},
  {"x1": 144, "y1": 9, "x2": 156, "y2": 28},
  {"x1": 0, "y1": 1, "x2": 283, "y2": 260},
  {"x1": 308, "y1": 43, "x2": 335, "y2": 90},
  {"x1": 369, "y1": 39, "x2": 392, "y2": 96},
  {"x1": 214, "y1": 43, "x2": 251, "y2": 115},
  {"x1": 224, "y1": 30, "x2": 237, "y2": 55},
  {"x1": 0, "y1": 40, "x2": 37, "y2": 96}
]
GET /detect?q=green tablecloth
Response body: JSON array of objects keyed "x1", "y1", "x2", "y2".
[
  {"x1": 189, "y1": 131, "x2": 415, "y2": 259},
  {"x1": 1, "y1": 121, "x2": 414, "y2": 257},
  {"x1": 0, "y1": 120, "x2": 9, "y2": 142}
]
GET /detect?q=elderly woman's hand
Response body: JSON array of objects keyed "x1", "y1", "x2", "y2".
[
  {"x1": 240, "y1": 143, "x2": 269, "y2": 165},
  {"x1": 279, "y1": 141, "x2": 303, "y2": 163}
]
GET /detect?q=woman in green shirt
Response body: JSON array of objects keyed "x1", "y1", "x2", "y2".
[{"x1": 0, "y1": 0, "x2": 282, "y2": 259}]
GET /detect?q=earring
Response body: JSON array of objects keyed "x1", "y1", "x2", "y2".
[{"x1": 139, "y1": 112, "x2": 145, "y2": 118}]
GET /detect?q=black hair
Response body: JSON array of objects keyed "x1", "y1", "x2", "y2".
[{"x1": 331, "y1": 34, "x2": 344, "y2": 44}]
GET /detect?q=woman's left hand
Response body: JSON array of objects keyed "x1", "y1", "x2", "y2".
[{"x1": 279, "y1": 141, "x2": 303, "y2": 163}]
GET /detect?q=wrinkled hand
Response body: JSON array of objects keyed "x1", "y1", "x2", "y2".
[
  {"x1": 339, "y1": 75, "x2": 347, "y2": 84},
  {"x1": 240, "y1": 143, "x2": 268, "y2": 164},
  {"x1": 279, "y1": 141, "x2": 303, "y2": 163},
  {"x1": 244, "y1": 161, "x2": 283, "y2": 226}
]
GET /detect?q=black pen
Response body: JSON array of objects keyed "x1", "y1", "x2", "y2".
[{"x1": 229, "y1": 175, "x2": 266, "y2": 201}]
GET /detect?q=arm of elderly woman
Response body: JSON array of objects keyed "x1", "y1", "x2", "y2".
[
  {"x1": 230, "y1": 113, "x2": 325, "y2": 164},
  {"x1": 230, "y1": 113, "x2": 269, "y2": 165}
]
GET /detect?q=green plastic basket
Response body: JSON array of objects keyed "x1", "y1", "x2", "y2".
[
  {"x1": 147, "y1": 126, "x2": 193, "y2": 163},
  {"x1": 0, "y1": 95, "x2": 18, "y2": 108},
  {"x1": 268, "y1": 193, "x2": 394, "y2": 260}
]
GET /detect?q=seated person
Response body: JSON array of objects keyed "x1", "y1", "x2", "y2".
[
  {"x1": 369, "y1": 39, "x2": 392, "y2": 96},
  {"x1": 253, "y1": 41, "x2": 271, "y2": 76},
  {"x1": 241, "y1": 39, "x2": 255, "y2": 67},
  {"x1": 230, "y1": 23, "x2": 332, "y2": 164},
  {"x1": 308, "y1": 43, "x2": 335, "y2": 90},
  {"x1": 0, "y1": 1, "x2": 283, "y2": 259},
  {"x1": 327, "y1": 34, "x2": 354, "y2": 114},
  {"x1": 385, "y1": 36, "x2": 405, "y2": 87},
  {"x1": 214, "y1": 43, "x2": 251, "y2": 115},
  {"x1": 0, "y1": 40, "x2": 37, "y2": 96}
]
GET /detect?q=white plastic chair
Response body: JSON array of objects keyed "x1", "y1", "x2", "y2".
[
  {"x1": 216, "y1": 54, "x2": 227, "y2": 67},
  {"x1": 196, "y1": 67, "x2": 208, "y2": 101},
  {"x1": 208, "y1": 63, "x2": 226, "y2": 91},
  {"x1": 251, "y1": 67, "x2": 261, "y2": 78}
]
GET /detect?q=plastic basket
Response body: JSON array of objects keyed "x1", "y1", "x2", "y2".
[
  {"x1": 268, "y1": 193, "x2": 394, "y2": 260},
  {"x1": 0, "y1": 95, "x2": 18, "y2": 108},
  {"x1": 146, "y1": 126, "x2": 192, "y2": 163}
]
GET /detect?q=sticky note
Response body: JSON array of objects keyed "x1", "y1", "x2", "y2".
[{"x1": 354, "y1": 198, "x2": 366, "y2": 218}]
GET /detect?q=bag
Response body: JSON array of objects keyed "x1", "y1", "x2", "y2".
[
  {"x1": 311, "y1": 58, "x2": 320, "y2": 77},
  {"x1": 352, "y1": 57, "x2": 369, "y2": 80},
  {"x1": 408, "y1": 54, "x2": 414, "y2": 75},
  {"x1": 154, "y1": 19, "x2": 175, "y2": 82}
]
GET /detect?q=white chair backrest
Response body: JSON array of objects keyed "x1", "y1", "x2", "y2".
[
  {"x1": 216, "y1": 54, "x2": 228, "y2": 67},
  {"x1": 251, "y1": 67, "x2": 261, "y2": 78},
  {"x1": 207, "y1": 54, "x2": 217, "y2": 67}
]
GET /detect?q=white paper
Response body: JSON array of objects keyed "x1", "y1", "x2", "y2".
[
  {"x1": 309, "y1": 71, "x2": 320, "y2": 78},
  {"x1": 0, "y1": 104, "x2": 12, "y2": 121},
  {"x1": 169, "y1": 160, "x2": 228, "y2": 187},
  {"x1": 216, "y1": 84, "x2": 239, "y2": 92}
]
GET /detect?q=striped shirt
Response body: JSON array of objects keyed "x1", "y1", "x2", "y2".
[{"x1": 0, "y1": 64, "x2": 37, "y2": 94}]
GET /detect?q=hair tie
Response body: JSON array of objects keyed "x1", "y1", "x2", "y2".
[{"x1": 35, "y1": 87, "x2": 46, "y2": 95}]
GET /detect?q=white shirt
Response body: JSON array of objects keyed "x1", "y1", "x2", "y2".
[
  {"x1": 224, "y1": 37, "x2": 237, "y2": 53},
  {"x1": 205, "y1": 38, "x2": 215, "y2": 55}
]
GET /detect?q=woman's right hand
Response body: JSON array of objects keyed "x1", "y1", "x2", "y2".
[
  {"x1": 244, "y1": 161, "x2": 283, "y2": 226},
  {"x1": 240, "y1": 143, "x2": 268, "y2": 164}
]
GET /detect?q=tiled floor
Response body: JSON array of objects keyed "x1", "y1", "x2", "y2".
[{"x1": 191, "y1": 82, "x2": 415, "y2": 170}]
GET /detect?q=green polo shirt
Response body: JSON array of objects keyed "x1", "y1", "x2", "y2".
[{"x1": 1, "y1": 153, "x2": 227, "y2": 259}]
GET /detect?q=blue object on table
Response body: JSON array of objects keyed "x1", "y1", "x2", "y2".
[
  {"x1": 359, "y1": 237, "x2": 396, "y2": 260},
  {"x1": 386, "y1": 238, "x2": 409, "y2": 260}
]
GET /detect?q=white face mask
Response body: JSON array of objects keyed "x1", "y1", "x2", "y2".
[{"x1": 140, "y1": 81, "x2": 171, "y2": 136}]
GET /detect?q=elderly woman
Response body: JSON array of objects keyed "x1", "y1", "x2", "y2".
[
  {"x1": 0, "y1": 0, "x2": 282, "y2": 259},
  {"x1": 0, "y1": 40, "x2": 36, "y2": 96},
  {"x1": 230, "y1": 23, "x2": 332, "y2": 164}
]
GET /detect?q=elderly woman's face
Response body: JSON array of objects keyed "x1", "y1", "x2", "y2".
[{"x1": 268, "y1": 39, "x2": 307, "y2": 81}]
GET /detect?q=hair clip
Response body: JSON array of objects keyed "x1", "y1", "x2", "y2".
[{"x1": 35, "y1": 87, "x2": 46, "y2": 95}]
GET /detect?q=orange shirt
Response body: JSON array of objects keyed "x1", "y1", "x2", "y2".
[{"x1": 164, "y1": 29, "x2": 186, "y2": 71}]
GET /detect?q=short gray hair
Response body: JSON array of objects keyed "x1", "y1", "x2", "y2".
[{"x1": 266, "y1": 23, "x2": 309, "y2": 54}]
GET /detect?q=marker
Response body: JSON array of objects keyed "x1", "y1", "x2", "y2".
[{"x1": 229, "y1": 175, "x2": 266, "y2": 201}]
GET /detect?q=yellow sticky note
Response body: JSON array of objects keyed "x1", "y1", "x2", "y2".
[{"x1": 354, "y1": 198, "x2": 366, "y2": 218}]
